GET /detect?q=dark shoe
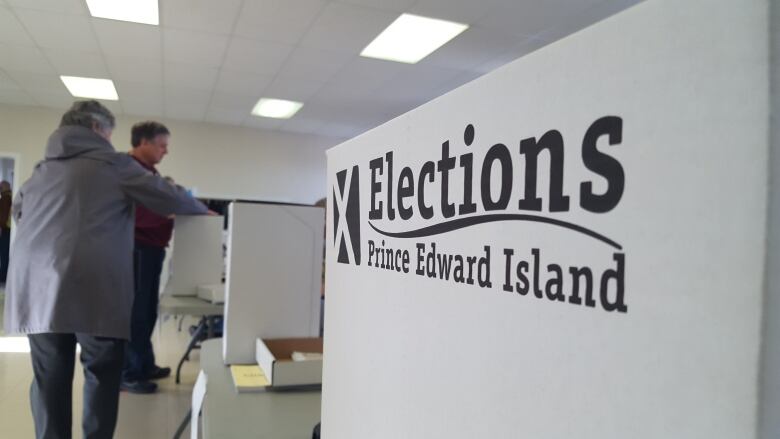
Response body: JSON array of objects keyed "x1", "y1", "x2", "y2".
[
  {"x1": 120, "y1": 380, "x2": 158, "y2": 394},
  {"x1": 145, "y1": 365, "x2": 171, "y2": 381}
]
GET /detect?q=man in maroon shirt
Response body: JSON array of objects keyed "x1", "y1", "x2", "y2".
[{"x1": 121, "y1": 121, "x2": 179, "y2": 393}]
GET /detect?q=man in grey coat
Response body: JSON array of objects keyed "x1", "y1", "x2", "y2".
[{"x1": 3, "y1": 100, "x2": 210, "y2": 439}]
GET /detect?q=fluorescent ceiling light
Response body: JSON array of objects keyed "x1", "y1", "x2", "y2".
[
  {"x1": 361, "y1": 13, "x2": 468, "y2": 64},
  {"x1": 60, "y1": 76, "x2": 119, "y2": 101},
  {"x1": 251, "y1": 98, "x2": 304, "y2": 119},
  {"x1": 86, "y1": 0, "x2": 159, "y2": 25}
]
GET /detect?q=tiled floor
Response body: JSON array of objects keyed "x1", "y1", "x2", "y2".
[{"x1": 0, "y1": 291, "x2": 204, "y2": 438}]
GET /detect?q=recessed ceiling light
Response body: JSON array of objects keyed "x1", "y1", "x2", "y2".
[
  {"x1": 86, "y1": 0, "x2": 159, "y2": 25},
  {"x1": 251, "y1": 98, "x2": 304, "y2": 119},
  {"x1": 60, "y1": 76, "x2": 119, "y2": 101},
  {"x1": 361, "y1": 13, "x2": 468, "y2": 64}
]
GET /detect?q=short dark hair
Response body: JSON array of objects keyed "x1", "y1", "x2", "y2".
[
  {"x1": 60, "y1": 100, "x2": 115, "y2": 131},
  {"x1": 131, "y1": 121, "x2": 170, "y2": 147}
]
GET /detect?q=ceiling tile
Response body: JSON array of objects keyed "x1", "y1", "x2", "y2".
[
  {"x1": 4, "y1": 70, "x2": 64, "y2": 95},
  {"x1": 472, "y1": 37, "x2": 550, "y2": 74},
  {"x1": 5, "y1": 0, "x2": 85, "y2": 15},
  {"x1": 234, "y1": 0, "x2": 327, "y2": 44},
  {"x1": 418, "y1": 26, "x2": 526, "y2": 71},
  {"x1": 99, "y1": 100, "x2": 123, "y2": 116},
  {"x1": 0, "y1": 42, "x2": 54, "y2": 74},
  {"x1": 410, "y1": 0, "x2": 497, "y2": 24},
  {"x1": 213, "y1": 70, "x2": 273, "y2": 96},
  {"x1": 278, "y1": 117, "x2": 326, "y2": 136},
  {"x1": 313, "y1": 57, "x2": 407, "y2": 101},
  {"x1": 105, "y1": 56, "x2": 162, "y2": 85},
  {"x1": 27, "y1": 89, "x2": 73, "y2": 110},
  {"x1": 298, "y1": 2, "x2": 398, "y2": 54},
  {"x1": 120, "y1": 98, "x2": 163, "y2": 119},
  {"x1": 338, "y1": 0, "x2": 416, "y2": 13},
  {"x1": 242, "y1": 115, "x2": 285, "y2": 131},
  {"x1": 298, "y1": 97, "x2": 387, "y2": 131},
  {"x1": 44, "y1": 49, "x2": 110, "y2": 77},
  {"x1": 371, "y1": 64, "x2": 463, "y2": 106},
  {"x1": 114, "y1": 81, "x2": 163, "y2": 104},
  {"x1": 14, "y1": 8, "x2": 99, "y2": 52},
  {"x1": 537, "y1": 0, "x2": 644, "y2": 43},
  {"x1": 165, "y1": 102, "x2": 208, "y2": 122},
  {"x1": 161, "y1": 0, "x2": 243, "y2": 34},
  {"x1": 222, "y1": 37, "x2": 293, "y2": 75},
  {"x1": 475, "y1": 0, "x2": 602, "y2": 38},
  {"x1": 163, "y1": 29, "x2": 229, "y2": 67},
  {"x1": 276, "y1": 47, "x2": 354, "y2": 84},
  {"x1": 0, "y1": 6, "x2": 35, "y2": 46},
  {"x1": 209, "y1": 92, "x2": 256, "y2": 112},
  {"x1": 263, "y1": 76, "x2": 324, "y2": 102},
  {"x1": 204, "y1": 107, "x2": 247, "y2": 126},
  {"x1": 164, "y1": 62, "x2": 219, "y2": 91},
  {"x1": 315, "y1": 121, "x2": 366, "y2": 139},
  {"x1": 0, "y1": 70, "x2": 21, "y2": 90},
  {"x1": 165, "y1": 86, "x2": 211, "y2": 106},
  {"x1": 0, "y1": 88, "x2": 35, "y2": 106},
  {"x1": 93, "y1": 19, "x2": 161, "y2": 60}
]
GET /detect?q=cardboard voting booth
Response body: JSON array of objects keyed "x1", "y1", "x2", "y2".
[
  {"x1": 222, "y1": 201, "x2": 325, "y2": 364},
  {"x1": 163, "y1": 216, "x2": 223, "y2": 297},
  {"x1": 323, "y1": 0, "x2": 779, "y2": 437}
]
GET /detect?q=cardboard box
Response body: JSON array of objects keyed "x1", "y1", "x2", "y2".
[
  {"x1": 197, "y1": 284, "x2": 225, "y2": 304},
  {"x1": 255, "y1": 338, "x2": 323, "y2": 388}
]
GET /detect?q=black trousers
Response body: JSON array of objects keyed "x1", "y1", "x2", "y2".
[
  {"x1": 122, "y1": 243, "x2": 166, "y2": 381},
  {"x1": 0, "y1": 226, "x2": 10, "y2": 282},
  {"x1": 28, "y1": 333, "x2": 125, "y2": 439}
]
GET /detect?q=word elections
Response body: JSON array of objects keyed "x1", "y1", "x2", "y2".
[
  {"x1": 369, "y1": 116, "x2": 623, "y2": 221},
  {"x1": 367, "y1": 240, "x2": 627, "y2": 313}
]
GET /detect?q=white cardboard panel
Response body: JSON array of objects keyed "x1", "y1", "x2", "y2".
[
  {"x1": 222, "y1": 202, "x2": 324, "y2": 364},
  {"x1": 323, "y1": 0, "x2": 772, "y2": 437},
  {"x1": 760, "y1": 1, "x2": 780, "y2": 436},
  {"x1": 164, "y1": 215, "x2": 224, "y2": 296}
]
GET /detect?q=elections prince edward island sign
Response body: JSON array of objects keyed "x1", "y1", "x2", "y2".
[{"x1": 332, "y1": 116, "x2": 628, "y2": 314}]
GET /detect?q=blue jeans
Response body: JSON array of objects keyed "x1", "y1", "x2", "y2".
[{"x1": 122, "y1": 243, "x2": 165, "y2": 381}]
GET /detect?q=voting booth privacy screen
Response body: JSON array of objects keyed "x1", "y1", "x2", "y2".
[
  {"x1": 323, "y1": 0, "x2": 776, "y2": 437},
  {"x1": 164, "y1": 216, "x2": 223, "y2": 297},
  {"x1": 222, "y1": 202, "x2": 324, "y2": 364}
]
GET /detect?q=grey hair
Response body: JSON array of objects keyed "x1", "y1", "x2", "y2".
[{"x1": 60, "y1": 100, "x2": 116, "y2": 131}]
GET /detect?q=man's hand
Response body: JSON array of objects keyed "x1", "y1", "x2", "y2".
[{"x1": 207, "y1": 210, "x2": 219, "y2": 216}]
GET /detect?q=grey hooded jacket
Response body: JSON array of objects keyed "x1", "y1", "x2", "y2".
[{"x1": 3, "y1": 125, "x2": 208, "y2": 339}]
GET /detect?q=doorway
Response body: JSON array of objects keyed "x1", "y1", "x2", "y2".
[{"x1": 0, "y1": 155, "x2": 17, "y2": 289}]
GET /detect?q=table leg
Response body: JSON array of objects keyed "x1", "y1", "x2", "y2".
[
  {"x1": 172, "y1": 409, "x2": 192, "y2": 439},
  {"x1": 206, "y1": 315, "x2": 216, "y2": 338},
  {"x1": 176, "y1": 317, "x2": 207, "y2": 384}
]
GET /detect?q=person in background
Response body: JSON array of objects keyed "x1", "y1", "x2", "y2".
[
  {"x1": 3, "y1": 100, "x2": 210, "y2": 439},
  {"x1": 314, "y1": 197, "x2": 326, "y2": 336},
  {"x1": 120, "y1": 121, "x2": 181, "y2": 394},
  {"x1": 0, "y1": 180, "x2": 12, "y2": 283}
]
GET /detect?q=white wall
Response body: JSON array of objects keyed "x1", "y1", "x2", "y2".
[
  {"x1": 0, "y1": 158, "x2": 14, "y2": 185},
  {"x1": 0, "y1": 104, "x2": 345, "y2": 204}
]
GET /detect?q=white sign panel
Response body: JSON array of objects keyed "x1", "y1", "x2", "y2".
[{"x1": 323, "y1": 0, "x2": 772, "y2": 437}]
